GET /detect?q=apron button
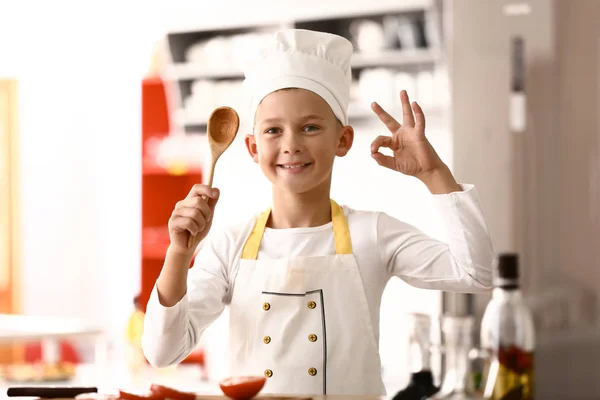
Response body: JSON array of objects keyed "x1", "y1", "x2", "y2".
[
  {"x1": 307, "y1": 301, "x2": 317, "y2": 309},
  {"x1": 263, "y1": 336, "x2": 271, "y2": 344},
  {"x1": 265, "y1": 369, "x2": 273, "y2": 378},
  {"x1": 263, "y1": 302, "x2": 271, "y2": 311},
  {"x1": 308, "y1": 367, "x2": 317, "y2": 376},
  {"x1": 308, "y1": 334, "x2": 317, "y2": 342}
]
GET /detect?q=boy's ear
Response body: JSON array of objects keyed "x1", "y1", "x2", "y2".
[
  {"x1": 336, "y1": 124, "x2": 354, "y2": 157},
  {"x1": 245, "y1": 133, "x2": 259, "y2": 163}
]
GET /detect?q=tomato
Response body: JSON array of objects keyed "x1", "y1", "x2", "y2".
[
  {"x1": 219, "y1": 376, "x2": 267, "y2": 400},
  {"x1": 149, "y1": 384, "x2": 196, "y2": 400},
  {"x1": 118, "y1": 390, "x2": 164, "y2": 400}
]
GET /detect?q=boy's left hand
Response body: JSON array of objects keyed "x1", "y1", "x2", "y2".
[{"x1": 370, "y1": 90, "x2": 445, "y2": 180}]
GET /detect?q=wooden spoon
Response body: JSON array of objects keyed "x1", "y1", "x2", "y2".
[{"x1": 187, "y1": 106, "x2": 240, "y2": 248}]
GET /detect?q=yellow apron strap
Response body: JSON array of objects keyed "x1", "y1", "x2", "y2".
[
  {"x1": 241, "y1": 199, "x2": 353, "y2": 260},
  {"x1": 241, "y1": 208, "x2": 271, "y2": 260},
  {"x1": 330, "y1": 199, "x2": 353, "y2": 255}
]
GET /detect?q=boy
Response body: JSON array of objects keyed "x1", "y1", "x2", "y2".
[{"x1": 142, "y1": 29, "x2": 494, "y2": 396}]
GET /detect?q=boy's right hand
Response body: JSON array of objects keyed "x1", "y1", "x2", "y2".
[{"x1": 168, "y1": 184, "x2": 220, "y2": 255}]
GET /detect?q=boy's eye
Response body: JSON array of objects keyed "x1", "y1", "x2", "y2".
[
  {"x1": 265, "y1": 127, "x2": 281, "y2": 134},
  {"x1": 303, "y1": 125, "x2": 320, "y2": 132}
]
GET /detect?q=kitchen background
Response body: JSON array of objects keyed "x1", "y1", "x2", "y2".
[{"x1": 0, "y1": 0, "x2": 598, "y2": 399}]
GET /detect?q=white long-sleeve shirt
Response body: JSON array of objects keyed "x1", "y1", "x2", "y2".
[{"x1": 142, "y1": 184, "x2": 495, "y2": 367}]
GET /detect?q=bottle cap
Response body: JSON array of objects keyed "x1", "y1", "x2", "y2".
[
  {"x1": 497, "y1": 253, "x2": 519, "y2": 280},
  {"x1": 412, "y1": 370, "x2": 435, "y2": 386}
]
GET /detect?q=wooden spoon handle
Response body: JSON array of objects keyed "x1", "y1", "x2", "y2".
[{"x1": 187, "y1": 160, "x2": 216, "y2": 248}]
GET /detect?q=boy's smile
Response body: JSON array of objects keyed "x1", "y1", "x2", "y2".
[
  {"x1": 245, "y1": 88, "x2": 354, "y2": 196},
  {"x1": 277, "y1": 162, "x2": 312, "y2": 172}
]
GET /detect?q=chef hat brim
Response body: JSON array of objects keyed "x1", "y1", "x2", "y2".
[{"x1": 249, "y1": 75, "x2": 347, "y2": 128}]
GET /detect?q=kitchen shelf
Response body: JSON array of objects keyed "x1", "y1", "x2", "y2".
[
  {"x1": 173, "y1": 109, "x2": 208, "y2": 126},
  {"x1": 165, "y1": 64, "x2": 245, "y2": 81},
  {"x1": 163, "y1": 3, "x2": 446, "y2": 135},
  {"x1": 174, "y1": 103, "x2": 445, "y2": 128},
  {"x1": 352, "y1": 49, "x2": 439, "y2": 68},
  {"x1": 166, "y1": 49, "x2": 438, "y2": 81}
]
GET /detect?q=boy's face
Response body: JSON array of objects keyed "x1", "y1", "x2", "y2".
[{"x1": 245, "y1": 88, "x2": 354, "y2": 195}]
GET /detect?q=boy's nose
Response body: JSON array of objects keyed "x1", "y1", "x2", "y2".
[{"x1": 281, "y1": 132, "x2": 302, "y2": 154}]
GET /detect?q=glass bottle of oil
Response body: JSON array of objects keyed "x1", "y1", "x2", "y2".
[{"x1": 480, "y1": 253, "x2": 535, "y2": 400}]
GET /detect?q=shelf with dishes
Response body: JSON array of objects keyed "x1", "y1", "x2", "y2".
[
  {"x1": 165, "y1": 5, "x2": 438, "y2": 68},
  {"x1": 165, "y1": 49, "x2": 439, "y2": 82},
  {"x1": 163, "y1": 5, "x2": 445, "y2": 134},
  {"x1": 173, "y1": 65, "x2": 447, "y2": 131}
]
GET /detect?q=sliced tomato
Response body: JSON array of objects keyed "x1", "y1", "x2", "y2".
[
  {"x1": 118, "y1": 390, "x2": 164, "y2": 400},
  {"x1": 149, "y1": 384, "x2": 196, "y2": 400},
  {"x1": 219, "y1": 376, "x2": 266, "y2": 400}
]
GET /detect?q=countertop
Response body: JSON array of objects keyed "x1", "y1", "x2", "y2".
[{"x1": 1, "y1": 364, "x2": 399, "y2": 400}]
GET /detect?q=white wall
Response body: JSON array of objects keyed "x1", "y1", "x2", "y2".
[
  {"x1": 1, "y1": 0, "x2": 449, "y2": 389},
  {"x1": 0, "y1": 0, "x2": 162, "y2": 335}
]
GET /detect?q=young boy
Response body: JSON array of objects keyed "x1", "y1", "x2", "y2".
[{"x1": 142, "y1": 29, "x2": 495, "y2": 396}]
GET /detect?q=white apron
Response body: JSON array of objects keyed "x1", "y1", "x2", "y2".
[{"x1": 227, "y1": 200, "x2": 386, "y2": 396}]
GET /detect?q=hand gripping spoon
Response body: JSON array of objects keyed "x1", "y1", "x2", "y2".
[{"x1": 187, "y1": 106, "x2": 240, "y2": 248}]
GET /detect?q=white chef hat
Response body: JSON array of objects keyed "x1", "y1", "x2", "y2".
[{"x1": 242, "y1": 29, "x2": 354, "y2": 126}]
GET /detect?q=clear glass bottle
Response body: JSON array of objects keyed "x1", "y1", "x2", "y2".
[
  {"x1": 480, "y1": 253, "x2": 535, "y2": 400},
  {"x1": 392, "y1": 313, "x2": 439, "y2": 400},
  {"x1": 430, "y1": 315, "x2": 483, "y2": 400}
]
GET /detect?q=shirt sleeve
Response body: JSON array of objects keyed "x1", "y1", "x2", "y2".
[
  {"x1": 141, "y1": 230, "x2": 231, "y2": 368},
  {"x1": 378, "y1": 184, "x2": 495, "y2": 292}
]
